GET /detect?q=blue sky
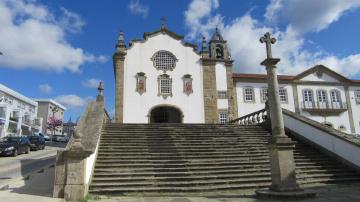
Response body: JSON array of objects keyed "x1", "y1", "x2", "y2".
[{"x1": 1, "y1": 0, "x2": 360, "y2": 120}]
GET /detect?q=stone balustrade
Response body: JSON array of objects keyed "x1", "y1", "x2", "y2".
[{"x1": 228, "y1": 108, "x2": 268, "y2": 125}]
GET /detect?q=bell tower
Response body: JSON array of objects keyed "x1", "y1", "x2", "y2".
[
  {"x1": 201, "y1": 28, "x2": 237, "y2": 123},
  {"x1": 209, "y1": 28, "x2": 231, "y2": 61}
]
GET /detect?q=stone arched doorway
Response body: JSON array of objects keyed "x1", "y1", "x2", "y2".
[{"x1": 149, "y1": 106, "x2": 183, "y2": 123}]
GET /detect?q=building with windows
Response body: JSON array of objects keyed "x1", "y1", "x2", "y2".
[
  {"x1": 0, "y1": 84, "x2": 42, "y2": 138},
  {"x1": 113, "y1": 26, "x2": 360, "y2": 135},
  {"x1": 34, "y1": 99, "x2": 66, "y2": 136}
]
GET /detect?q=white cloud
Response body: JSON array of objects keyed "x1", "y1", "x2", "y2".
[
  {"x1": 39, "y1": 84, "x2": 52, "y2": 94},
  {"x1": 0, "y1": 0, "x2": 106, "y2": 72},
  {"x1": 184, "y1": 0, "x2": 360, "y2": 78},
  {"x1": 55, "y1": 94, "x2": 90, "y2": 109},
  {"x1": 82, "y1": 78, "x2": 101, "y2": 88},
  {"x1": 59, "y1": 7, "x2": 86, "y2": 34},
  {"x1": 184, "y1": 0, "x2": 222, "y2": 39},
  {"x1": 128, "y1": 0, "x2": 149, "y2": 18},
  {"x1": 265, "y1": 0, "x2": 360, "y2": 33}
]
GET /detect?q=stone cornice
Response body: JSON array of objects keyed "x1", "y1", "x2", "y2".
[
  {"x1": 113, "y1": 52, "x2": 126, "y2": 61},
  {"x1": 201, "y1": 58, "x2": 234, "y2": 66}
]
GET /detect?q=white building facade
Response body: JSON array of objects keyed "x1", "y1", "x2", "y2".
[
  {"x1": 34, "y1": 99, "x2": 66, "y2": 136},
  {"x1": 235, "y1": 65, "x2": 360, "y2": 135},
  {"x1": 0, "y1": 84, "x2": 42, "y2": 138},
  {"x1": 113, "y1": 26, "x2": 360, "y2": 135}
]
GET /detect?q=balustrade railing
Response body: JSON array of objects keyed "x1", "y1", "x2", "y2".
[{"x1": 228, "y1": 108, "x2": 268, "y2": 125}]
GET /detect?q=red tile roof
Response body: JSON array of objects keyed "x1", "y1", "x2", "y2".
[{"x1": 232, "y1": 73, "x2": 294, "y2": 80}]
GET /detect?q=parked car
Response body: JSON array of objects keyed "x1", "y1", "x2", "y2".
[
  {"x1": 28, "y1": 136, "x2": 45, "y2": 151},
  {"x1": 52, "y1": 135, "x2": 69, "y2": 143},
  {"x1": 37, "y1": 133, "x2": 50, "y2": 141},
  {"x1": 0, "y1": 136, "x2": 30, "y2": 157}
]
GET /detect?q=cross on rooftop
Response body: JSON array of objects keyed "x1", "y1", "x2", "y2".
[
  {"x1": 260, "y1": 32, "x2": 276, "y2": 59},
  {"x1": 161, "y1": 17, "x2": 166, "y2": 28}
]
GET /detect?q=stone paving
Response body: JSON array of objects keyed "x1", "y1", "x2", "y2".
[
  {"x1": 87, "y1": 183, "x2": 360, "y2": 202},
  {"x1": 0, "y1": 163, "x2": 359, "y2": 202}
]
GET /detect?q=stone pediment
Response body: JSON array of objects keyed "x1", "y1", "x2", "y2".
[
  {"x1": 294, "y1": 65, "x2": 351, "y2": 83},
  {"x1": 128, "y1": 26, "x2": 198, "y2": 52}
]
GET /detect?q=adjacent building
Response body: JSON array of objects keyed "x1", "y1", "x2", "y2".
[
  {"x1": 0, "y1": 84, "x2": 42, "y2": 138},
  {"x1": 34, "y1": 99, "x2": 66, "y2": 135},
  {"x1": 113, "y1": 26, "x2": 360, "y2": 135},
  {"x1": 63, "y1": 117, "x2": 77, "y2": 137}
]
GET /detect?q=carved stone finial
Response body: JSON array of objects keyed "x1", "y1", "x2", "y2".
[
  {"x1": 98, "y1": 81, "x2": 104, "y2": 96},
  {"x1": 260, "y1": 32, "x2": 276, "y2": 59},
  {"x1": 116, "y1": 31, "x2": 126, "y2": 49},
  {"x1": 201, "y1": 36, "x2": 208, "y2": 52}
]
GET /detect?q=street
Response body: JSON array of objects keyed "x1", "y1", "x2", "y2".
[{"x1": 0, "y1": 142, "x2": 66, "y2": 189}]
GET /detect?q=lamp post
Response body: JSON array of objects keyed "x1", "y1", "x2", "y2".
[{"x1": 255, "y1": 32, "x2": 315, "y2": 199}]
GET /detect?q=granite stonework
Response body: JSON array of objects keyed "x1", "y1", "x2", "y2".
[
  {"x1": 53, "y1": 86, "x2": 109, "y2": 202},
  {"x1": 201, "y1": 59, "x2": 218, "y2": 123},
  {"x1": 225, "y1": 62, "x2": 237, "y2": 120},
  {"x1": 113, "y1": 52, "x2": 126, "y2": 124},
  {"x1": 257, "y1": 32, "x2": 313, "y2": 199}
]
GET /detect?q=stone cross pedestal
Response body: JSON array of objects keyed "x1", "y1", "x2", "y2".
[{"x1": 255, "y1": 32, "x2": 316, "y2": 199}]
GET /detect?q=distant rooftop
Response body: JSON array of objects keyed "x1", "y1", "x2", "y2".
[
  {"x1": 33, "y1": 99, "x2": 66, "y2": 110},
  {"x1": 0, "y1": 83, "x2": 38, "y2": 106}
]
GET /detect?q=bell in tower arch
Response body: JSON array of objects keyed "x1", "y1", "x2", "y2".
[{"x1": 215, "y1": 44, "x2": 224, "y2": 59}]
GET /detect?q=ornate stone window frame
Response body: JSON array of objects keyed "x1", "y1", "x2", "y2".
[
  {"x1": 151, "y1": 50, "x2": 178, "y2": 73},
  {"x1": 182, "y1": 74, "x2": 193, "y2": 96},
  {"x1": 243, "y1": 87, "x2": 255, "y2": 103},
  {"x1": 135, "y1": 72, "x2": 146, "y2": 95},
  {"x1": 158, "y1": 74, "x2": 172, "y2": 99}
]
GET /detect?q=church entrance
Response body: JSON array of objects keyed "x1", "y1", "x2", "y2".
[{"x1": 149, "y1": 106, "x2": 183, "y2": 123}]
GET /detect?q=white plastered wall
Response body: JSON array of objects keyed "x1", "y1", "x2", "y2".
[
  {"x1": 215, "y1": 63, "x2": 228, "y2": 110},
  {"x1": 122, "y1": 34, "x2": 205, "y2": 123},
  {"x1": 235, "y1": 82, "x2": 294, "y2": 117}
]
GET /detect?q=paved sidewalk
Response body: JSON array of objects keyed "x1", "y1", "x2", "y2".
[{"x1": 0, "y1": 165, "x2": 64, "y2": 202}]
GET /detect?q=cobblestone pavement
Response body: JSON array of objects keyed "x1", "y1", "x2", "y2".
[
  {"x1": 1, "y1": 162, "x2": 359, "y2": 202},
  {"x1": 88, "y1": 183, "x2": 360, "y2": 202}
]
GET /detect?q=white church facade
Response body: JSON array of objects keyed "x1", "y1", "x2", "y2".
[{"x1": 113, "y1": 25, "x2": 360, "y2": 135}]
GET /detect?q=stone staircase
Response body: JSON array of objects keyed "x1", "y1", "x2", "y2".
[{"x1": 89, "y1": 124, "x2": 360, "y2": 195}]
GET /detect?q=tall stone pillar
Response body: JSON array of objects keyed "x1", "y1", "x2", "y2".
[
  {"x1": 225, "y1": 62, "x2": 237, "y2": 120},
  {"x1": 113, "y1": 31, "x2": 126, "y2": 123},
  {"x1": 256, "y1": 32, "x2": 315, "y2": 199}
]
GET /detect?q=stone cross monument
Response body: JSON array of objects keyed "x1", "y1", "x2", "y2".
[{"x1": 256, "y1": 32, "x2": 315, "y2": 199}]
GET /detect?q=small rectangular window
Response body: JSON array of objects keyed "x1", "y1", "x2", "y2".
[
  {"x1": 279, "y1": 88, "x2": 287, "y2": 103},
  {"x1": 218, "y1": 91, "x2": 227, "y2": 99},
  {"x1": 355, "y1": 90, "x2": 360, "y2": 104},
  {"x1": 244, "y1": 87, "x2": 254, "y2": 102},
  {"x1": 219, "y1": 112, "x2": 228, "y2": 124},
  {"x1": 160, "y1": 79, "x2": 171, "y2": 94}
]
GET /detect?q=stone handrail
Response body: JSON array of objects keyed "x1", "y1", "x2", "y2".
[
  {"x1": 228, "y1": 108, "x2": 268, "y2": 125},
  {"x1": 53, "y1": 85, "x2": 108, "y2": 201},
  {"x1": 282, "y1": 108, "x2": 360, "y2": 171}
]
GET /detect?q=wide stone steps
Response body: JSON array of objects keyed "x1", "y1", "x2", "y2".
[{"x1": 89, "y1": 123, "x2": 360, "y2": 196}]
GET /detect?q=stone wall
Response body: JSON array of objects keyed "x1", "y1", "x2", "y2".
[{"x1": 202, "y1": 59, "x2": 218, "y2": 123}]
